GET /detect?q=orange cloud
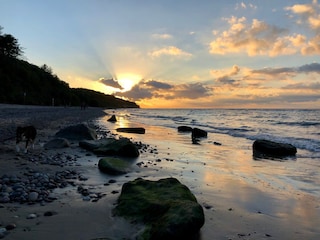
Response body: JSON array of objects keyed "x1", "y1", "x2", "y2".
[
  {"x1": 149, "y1": 46, "x2": 192, "y2": 58},
  {"x1": 209, "y1": 17, "x2": 288, "y2": 56}
]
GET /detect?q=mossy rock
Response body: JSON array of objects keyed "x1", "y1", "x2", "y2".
[
  {"x1": 98, "y1": 157, "x2": 131, "y2": 175},
  {"x1": 114, "y1": 178, "x2": 205, "y2": 239}
]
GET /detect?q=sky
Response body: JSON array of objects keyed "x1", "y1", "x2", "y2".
[{"x1": 1, "y1": 0, "x2": 320, "y2": 108}]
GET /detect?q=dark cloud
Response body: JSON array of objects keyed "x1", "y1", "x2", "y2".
[
  {"x1": 252, "y1": 63, "x2": 320, "y2": 75},
  {"x1": 145, "y1": 80, "x2": 173, "y2": 89},
  {"x1": 99, "y1": 78, "x2": 123, "y2": 89},
  {"x1": 216, "y1": 76, "x2": 239, "y2": 85},
  {"x1": 165, "y1": 83, "x2": 212, "y2": 99},
  {"x1": 297, "y1": 63, "x2": 320, "y2": 73},
  {"x1": 251, "y1": 67, "x2": 295, "y2": 75},
  {"x1": 117, "y1": 80, "x2": 212, "y2": 101},
  {"x1": 282, "y1": 82, "x2": 320, "y2": 90},
  {"x1": 116, "y1": 84, "x2": 153, "y2": 100},
  {"x1": 215, "y1": 93, "x2": 320, "y2": 106}
]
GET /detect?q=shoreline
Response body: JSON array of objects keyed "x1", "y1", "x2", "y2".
[{"x1": 1, "y1": 105, "x2": 319, "y2": 239}]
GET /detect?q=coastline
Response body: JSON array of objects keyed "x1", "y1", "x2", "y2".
[{"x1": 0, "y1": 105, "x2": 319, "y2": 239}]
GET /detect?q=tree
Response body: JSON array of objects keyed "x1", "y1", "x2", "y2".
[{"x1": 0, "y1": 26, "x2": 24, "y2": 58}]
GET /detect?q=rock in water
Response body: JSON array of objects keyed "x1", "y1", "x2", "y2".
[
  {"x1": 116, "y1": 127, "x2": 146, "y2": 134},
  {"x1": 191, "y1": 128, "x2": 207, "y2": 138},
  {"x1": 114, "y1": 178, "x2": 205, "y2": 240},
  {"x1": 253, "y1": 139, "x2": 297, "y2": 157},
  {"x1": 55, "y1": 124, "x2": 97, "y2": 140},
  {"x1": 98, "y1": 157, "x2": 131, "y2": 175},
  {"x1": 177, "y1": 126, "x2": 193, "y2": 132},
  {"x1": 107, "y1": 115, "x2": 117, "y2": 122}
]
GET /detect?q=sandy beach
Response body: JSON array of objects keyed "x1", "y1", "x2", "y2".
[{"x1": 0, "y1": 105, "x2": 319, "y2": 240}]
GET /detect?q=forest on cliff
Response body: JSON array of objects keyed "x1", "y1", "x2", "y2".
[{"x1": 0, "y1": 26, "x2": 139, "y2": 108}]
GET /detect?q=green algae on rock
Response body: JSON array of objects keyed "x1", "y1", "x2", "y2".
[
  {"x1": 98, "y1": 157, "x2": 131, "y2": 175},
  {"x1": 114, "y1": 178, "x2": 205, "y2": 240}
]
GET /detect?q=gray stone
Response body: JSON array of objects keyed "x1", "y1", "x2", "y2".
[
  {"x1": 44, "y1": 138, "x2": 70, "y2": 149},
  {"x1": 55, "y1": 123, "x2": 97, "y2": 140},
  {"x1": 80, "y1": 138, "x2": 139, "y2": 157},
  {"x1": 28, "y1": 191, "x2": 39, "y2": 202},
  {"x1": 98, "y1": 157, "x2": 131, "y2": 175}
]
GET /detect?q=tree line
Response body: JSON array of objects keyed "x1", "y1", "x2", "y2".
[{"x1": 0, "y1": 26, "x2": 139, "y2": 108}]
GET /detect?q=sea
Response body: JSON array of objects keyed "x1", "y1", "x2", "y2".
[
  {"x1": 97, "y1": 108, "x2": 320, "y2": 190},
  {"x1": 96, "y1": 108, "x2": 320, "y2": 238}
]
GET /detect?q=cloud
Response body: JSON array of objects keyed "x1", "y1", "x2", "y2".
[
  {"x1": 116, "y1": 79, "x2": 211, "y2": 101},
  {"x1": 235, "y1": 2, "x2": 257, "y2": 10},
  {"x1": 151, "y1": 33, "x2": 173, "y2": 40},
  {"x1": 297, "y1": 63, "x2": 320, "y2": 73},
  {"x1": 149, "y1": 46, "x2": 192, "y2": 58},
  {"x1": 283, "y1": 82, "x2": 320, "y2": 90},
  {"x1": 210, "y1": 1, "x2": 320, "y2": 57},
  {"x1": 209, "y1": 16, "x2": 289, "y2": 56},
  {"x1": 166, "y1": 83, "x2": 212, "y2": 99},
  {"x1": 211, "y1": 65, "x2": 241, "y2": 85},
  {"x1": 99, "y1": 78, "x2": 123, "y2": 89},
  {"x1": 251, "y1": 67, "x2": 295, "y2": 75},
  {"x1": 251, "y1": 63, "x2": 320, "y2": 75},
  {"x1": 285, "y1": 1, "x2": 320, "y2": 29},
  {"x1": 145, "y1": 80, "x2": 173, "y2": 89}
]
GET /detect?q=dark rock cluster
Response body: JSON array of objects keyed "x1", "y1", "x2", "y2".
[{"x1": 0, "y1": 169, "x2": 80, "y2": 204}]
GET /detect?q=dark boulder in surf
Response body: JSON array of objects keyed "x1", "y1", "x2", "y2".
[
  {"x1": 107, "y1": 115, "x2": 117, "y2": 122},
  {"x1": 192, "y1": 128, "x2": 208, "y2": 139},
  {"x1": 253, "y1": 139, "x2": 297, "y2": 157},
  {"x1": 114, "y1": 178, "x2": 205, "y2": 240},
  {"x1": 116, "y1": 127, "x2": 145, "y2": 134},
  {"x1": 178, "y1": 126, "x2": 193, "y2": 132}
]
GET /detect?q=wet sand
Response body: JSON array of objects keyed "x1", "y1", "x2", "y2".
[{"x1": 0, "y1": 105, "x2": 319, "y2": 240}]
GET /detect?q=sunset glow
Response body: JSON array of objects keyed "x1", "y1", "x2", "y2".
[{"x1": 1, "y1": 1, "x2": 320, "y2": 108}]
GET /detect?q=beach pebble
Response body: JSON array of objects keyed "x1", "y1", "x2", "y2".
[
  {"x1": 5, "y1": 223, "x2": 16, "y2": 230},
  {"x1": 108, "y1": 179, "x2": 116, "y2": 184},
  {"x1": 26, "y1": 213, "x2": 37, "y2": 219},
  {"x1": 28, "y1": 192, "x2": 39, "y2": 202},
  {"x1": 44, "y1": 211, "x2": 57, "y2": 217},
  {"x1": 0, "y1": 228, "x2": 7, "y2": 239}
]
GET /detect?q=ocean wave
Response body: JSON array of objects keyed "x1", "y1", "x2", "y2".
[
  {"x1": 128, "y1": 109, "x2": 320, "y2": 154},
  {"x1": 276, "y1": 121, "x2": 320, "y2": 127}
]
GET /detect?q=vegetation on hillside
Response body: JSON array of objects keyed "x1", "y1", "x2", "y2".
[{"x1": 0, "y1": 26, "x2": 139, "y2": 108}]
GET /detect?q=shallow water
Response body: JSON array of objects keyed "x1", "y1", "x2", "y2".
[{"x1": 94, "y1": 109, "x2": 320, "y2": 239}]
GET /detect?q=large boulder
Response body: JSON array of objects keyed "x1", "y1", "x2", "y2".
[
  {"x1": 116, "y1": 127, "x2": 146, "y2": 134},
  {"x1": 114, "y1": 178, "x2": 205, "y2": 240},
  {"x1": 79, "y1": 138, "x2": 139, "y2": 157},
  {"x1": 98, "y1": 157, "x2": 131, "y2": 175},
  {"x1": 191, "y1": 128, "x2": 207, "y2": 138},
  {"x1": 107, "y1": 115, "x2": 117, "y2": 122},
  {"x1": 253, "y1": 139, "x2": 297, "y2": 157},
  {"x1": 44, "y1": 138, "x2": 70, "y2": 149},
  {"x1": 177, "y1": 126, "x2": 193, "y2": 132},
  {"x1": 55, "y1": 124, "x2": 97, "y2": 141}
]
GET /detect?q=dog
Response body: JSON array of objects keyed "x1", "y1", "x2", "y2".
[{"x1": 16, "y1": 126, "x2": 37, "y2": 153}]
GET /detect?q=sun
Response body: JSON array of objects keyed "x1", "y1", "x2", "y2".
[{"x1": 117, "y1": 73, "x2": 141, "y2": 92}]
